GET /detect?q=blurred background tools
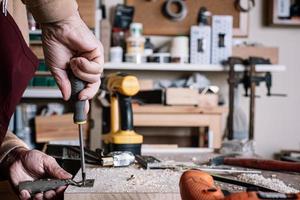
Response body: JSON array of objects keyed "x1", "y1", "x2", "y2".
[
  {"x1": 223, "y1": 56, "x2": 286, "y2": 155},
  {"x1": 102, "y1": 73, "x2": 143, "y2": 155},
  {"x1": 208, "y1": 154, "x2": 300, "y2": 173},
  {"x1": 179, "y1": 170, "x2": 300, "y2": 200},
  {"x1": 45, "y1": 144, "x2": 135, "y2": 169}
]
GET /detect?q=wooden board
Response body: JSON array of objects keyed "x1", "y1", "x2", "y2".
[
  {"x1": 126, "y1": 0, "x2": 248, "y2": 37},
  {"x1": 35, "y1": 114, "x2": 88, "y2": 142},
  {"x1": 133, "y1": 105, "x2": 228, "y2": 114},
  {"x1": 165, "y1": 88, "x2": 199, "y2": 105},
  {"x1": 65, "y1": 166, "x2": 182, "y2": 200},
  {"x1": 65, "y1": 152, "x2": 300, "y2": 199}
]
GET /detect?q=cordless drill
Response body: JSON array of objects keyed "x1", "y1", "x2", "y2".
[{"x1": 102, "y1": 73, "x2": 143, "y2": 155}]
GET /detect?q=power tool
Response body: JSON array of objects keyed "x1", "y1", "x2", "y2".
[
  {"x1": 180, "y1": 170, "x2": 300, "y2": 200},
  {"x1": 102, "y1": 73, "x2": 143, "y2": 155}
]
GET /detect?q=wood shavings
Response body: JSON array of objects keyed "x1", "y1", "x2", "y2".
[
  {"x1": 237, "y1": 174, "x2": 299, "y2": 194},
  {"x1": 68, "y1": 167, "x2": 182, "y2": 193}
]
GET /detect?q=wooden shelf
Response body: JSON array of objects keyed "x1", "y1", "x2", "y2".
[
  {"x1": 23, "y1": 87, "x2": 62, "y2": 98},
  {"x1": 104, "y1": 62, "x2": 286, "y2": 72}
]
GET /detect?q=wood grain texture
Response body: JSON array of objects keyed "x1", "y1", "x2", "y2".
[
  {"x1": 35, "y1": 114, "x2": 88, "y2": 142},
  {"x1": 65, "y1": 193, "x2": 180, "y2": 200},
  {"x1": 133, "y1": 105, "x2": 228, "y2": 114},
  {"x1": 65, "y1": 167, "x2": 182, "y2": 200},
  {"x1": 126, "y1": 0, "x2": 247, "y2": 36},
  {"x1": 133, "y1": 113, "x2": 223, "y2": 148},
  {"x1": 165, "y1": 88, "x2": 199, "y2": 106}
]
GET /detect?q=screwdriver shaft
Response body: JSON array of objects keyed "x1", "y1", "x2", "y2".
[{"x1": 78, "y1": 124, "x2": 86, "y2": 184}]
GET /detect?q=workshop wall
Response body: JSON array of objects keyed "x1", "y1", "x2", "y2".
[
  {"x1": 242, "y1": 2, "x2": 300, "y2": 157},
  {"x1": 105, "y1": 1, "x2": 300, "y2": 157}
]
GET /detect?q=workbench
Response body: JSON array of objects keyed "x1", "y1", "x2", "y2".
[
  {"x1": 64, "y1": 148, "x2": 300, "y2": 200},
  {"x1": 133, "y1": 105, "x2": 228, "y2": 148}
]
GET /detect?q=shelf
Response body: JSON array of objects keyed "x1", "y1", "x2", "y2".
[
  {"x1": 104, "y1": 62, "x2": 286, "y2": 72},
  {"x1": 23, "y1": 87, "x2": 62, "y2": 98}
]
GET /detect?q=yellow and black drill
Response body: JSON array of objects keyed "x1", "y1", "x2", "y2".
[{"x1": 102, "y1": 73, "x2": 143, "y2": 155}]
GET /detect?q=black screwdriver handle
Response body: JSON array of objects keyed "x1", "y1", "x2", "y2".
[
  {"x1": 19, "y1": 179, "x2": 69, "y2": 195},
  {"x1": 69, "y1": 71, "x2": 86, "y2": 124}
]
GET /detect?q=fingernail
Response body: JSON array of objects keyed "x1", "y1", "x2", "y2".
[
  {"x1": 65, "y1": 172, "x2": 72, "y2": 178},
  {"x1": 80, "y1": 95, "x2": 88, "y2": 100}
]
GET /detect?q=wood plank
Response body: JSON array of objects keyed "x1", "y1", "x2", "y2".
[
  {"x1": 165, "y1": 88, "x2": 199, "y2": 106},
  {"x1": 133, "y1": 105, "x2": 228, "y2": 114},
  {"x1": 35, "y1": 114, "x2": 88, "y2": 142},
  {"x1": 134, "y1": 113, "x2": 214, "y2": 127},
  {"x1": 133, "y1": 113, "x2": 223, "y2": 148},
  {"x1": 65, "y1": 167, "x2": 182, "y2": 200},
  {"x1": 65, "y1": 152, "x2": 300, "y2": 199}
]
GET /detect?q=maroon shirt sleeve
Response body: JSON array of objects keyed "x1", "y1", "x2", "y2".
[{"x1": 0, "y1": 11, "x2": 38, "y2": 145}]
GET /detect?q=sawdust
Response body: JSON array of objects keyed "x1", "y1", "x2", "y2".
[
  {"x1": 68, "y1": 166, "x2": 182, "y2": 193},
  {"x1": 237, "y1": 174, "x2": 299, "y2": 194}
]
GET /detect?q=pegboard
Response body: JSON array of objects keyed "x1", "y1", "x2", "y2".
[{"x1": 126, "y1": 0, "x2": 248, "y2": 37}]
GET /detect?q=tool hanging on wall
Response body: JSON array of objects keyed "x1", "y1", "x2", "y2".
[
  {"x1": 162, "y1": 0, "x2": 187, "y2": 21},
  {"x1": 242, "y1": 57, "x2": 286, "y2": 140},
  {"x1": 226, "y1": 57, "x2": 245, "y2": 140},
  {"x1": 234, "y1": 0, "x2": 255, "y2": 12},
  {"x1": 226, "y1": 57, "x2": 286, "y2": 142},
  {"x1": 102, "y1": 73, "x2": 143, "y2": 155}
]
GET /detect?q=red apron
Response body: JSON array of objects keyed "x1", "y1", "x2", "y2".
[{"x1": 0, "y1": 10, "x2": 38, "y2": 145}]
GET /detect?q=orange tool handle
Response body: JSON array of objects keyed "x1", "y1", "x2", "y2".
[{"x1": 224, "y1": 158, "x2": 300, "y2": 173}]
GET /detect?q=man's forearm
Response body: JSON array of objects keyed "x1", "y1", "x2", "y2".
[
  {"x1": 23, "y1": 0, "x2": 78, "y2": 23},
  {"x1": 0, "y1": 132, "x2": 28, "y2": 164}
]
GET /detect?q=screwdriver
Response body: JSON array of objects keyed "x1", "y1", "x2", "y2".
[{"x1": 69, "y1": 71, "x2": 87, "y2": 185}]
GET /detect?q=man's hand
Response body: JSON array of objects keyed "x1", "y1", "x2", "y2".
[
  {"x1": 7, "y1": 148, "x2": 72, "y2": 200},
  {"x1": 41, "y1": 12, "x2": 103, "y2": 111}
]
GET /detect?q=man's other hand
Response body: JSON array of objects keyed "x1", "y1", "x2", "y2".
[{"x1": 8, "y1": 148, "x2": 72, "y2": 200}]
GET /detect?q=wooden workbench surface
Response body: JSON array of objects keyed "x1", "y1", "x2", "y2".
[{"x1": 64, "y1": 152, "x2": 300, "y2": 200}]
